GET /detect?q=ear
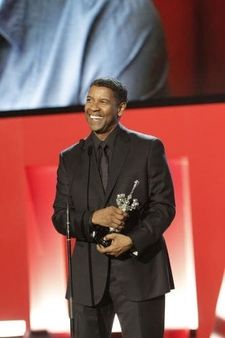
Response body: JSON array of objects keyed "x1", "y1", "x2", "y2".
[{"x1": 117, "y1": 102, "x2": 127, "y2": 117}]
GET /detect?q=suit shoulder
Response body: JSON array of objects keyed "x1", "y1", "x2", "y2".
[
  {"x1": 121, "y1": 127, "x2": 166, "y2": 154},
  {"x1": 60, "y1": 139, "x2": 85, "y2": 158},
  {"x1": 125, "y1": 128, "x2": 159, "y2": 144}
]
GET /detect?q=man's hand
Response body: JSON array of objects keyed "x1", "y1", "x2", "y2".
[
  {"x1": 92, "y1": 206, "x2": 127, "y2": 231},
  {"x1": 96, "y1": 233, "x2": 133, "y2": 257}
]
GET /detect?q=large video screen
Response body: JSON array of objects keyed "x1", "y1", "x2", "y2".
[{"x1": 1, "y1": 0, "x2": 225, "y2": 114}]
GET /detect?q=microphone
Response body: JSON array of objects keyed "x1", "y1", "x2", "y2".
[
  {"x1": 66, "y1": 201, "x2": 70, "y2": 239},
  {"x1": 65, "y1": 201, "x2": 75, "y2": 334},
  {"x1": 86, "y1": 144, "x2": 95, "y2": 306},
  {"x1": 86, "y1": 144, "x2": 92, "y2": 212}
]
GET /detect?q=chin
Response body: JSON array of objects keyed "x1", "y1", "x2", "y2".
[
  {"x1": 89, "y1": 124, "x2": 103, "y2": 133},
  {"x1": 94, "y1": 130, "x2": 105, "y2": 135},
  {"x1": 93, "y1": 125, "x2": 106, "y2": 134}
]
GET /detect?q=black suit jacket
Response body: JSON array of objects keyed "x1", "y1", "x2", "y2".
[{"x1": 52, "y1": 124, "x2": 175, "y2": 306}]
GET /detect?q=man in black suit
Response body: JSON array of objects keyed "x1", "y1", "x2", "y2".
[{"x1": 52, "y1": 78, "x2": 175, "y2": 338}]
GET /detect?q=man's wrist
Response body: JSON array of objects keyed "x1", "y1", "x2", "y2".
[
  {"x1": 91, "y1": 210, "x2": 98, "y2": 225},
  {"x1": 89, "y1": 211, "x2": 97, "y2": 234},
  {"x1": 127, "y1": 236, "x2": 138, "y2": 256}
]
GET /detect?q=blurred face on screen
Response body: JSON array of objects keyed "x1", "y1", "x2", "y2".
[{"x1": 84, "y1": 85, "x2": 126, "y2": 140}]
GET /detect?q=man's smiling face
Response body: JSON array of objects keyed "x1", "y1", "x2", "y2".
[{"x1": 84, "y1": 85, "x2": 126, "y2": 140}]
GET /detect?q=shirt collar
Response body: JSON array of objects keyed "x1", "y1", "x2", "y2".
[
  {"x1": 0, "y1": 0, "x2": 26, "y2": 50},
  {"x1": 91, "y1": 124, "x2": 120, "y2": 152}
]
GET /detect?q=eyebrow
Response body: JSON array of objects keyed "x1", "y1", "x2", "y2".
[{"x1": 86, "y1": 95, "x2": 110, "y2": 101}]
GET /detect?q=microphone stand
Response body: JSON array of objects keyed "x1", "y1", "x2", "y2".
[{"x1": 66, "y1": 201, "x2": 75, "y2": 338}]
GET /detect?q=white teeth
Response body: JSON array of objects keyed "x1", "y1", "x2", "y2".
[{"x1": 90, "y1": 115, "x2": 103, "y2": 120}]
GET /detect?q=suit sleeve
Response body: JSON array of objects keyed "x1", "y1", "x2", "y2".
[
  {"x1": 129, "y1": 138, "x2": 175, "y2": 254},
  {"x1": 52, "y1": 152, "x2": 93, "y2": 241}
]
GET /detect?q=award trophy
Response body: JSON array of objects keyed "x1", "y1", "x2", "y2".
[
  {"x1": 116, "y1": 179, "x2": 140, "y2": 213},
  {"x1": 95, "y1": 180, "x2": 140, "y2": 247}
]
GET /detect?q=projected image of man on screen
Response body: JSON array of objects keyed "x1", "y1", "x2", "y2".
[{"x1": 0, "y1": 0, "x2": 168, "y2": 112}]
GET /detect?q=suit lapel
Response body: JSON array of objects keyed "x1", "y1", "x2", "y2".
[{"x1": 104, "y1": 126, "x2": 130, "y2": 204}]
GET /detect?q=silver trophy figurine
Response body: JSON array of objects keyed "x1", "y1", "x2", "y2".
[
  {"x1": 116, "y1": 179, "x2": 140, "y2": 212},
  {"x1": 111, "y1": 179, "x2": 140, "y2": 232},
  {"x1": 94, "y1": 180, "x2": 140, "y2": 247}
]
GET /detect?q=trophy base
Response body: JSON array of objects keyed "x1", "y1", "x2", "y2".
[
  {"x1": 97, "y1": 237, "x2": 112, "y2": 248},
  {"x1": 93, "y1": 227, "x2": 122, "y2": 247},
  {"x1": 93, "y1": 228, "x2": 112, "y2": 247}
]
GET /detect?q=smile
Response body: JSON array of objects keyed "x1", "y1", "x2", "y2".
[{"x1": 90, "y1": 115, "x2": 103, "y2": 120}]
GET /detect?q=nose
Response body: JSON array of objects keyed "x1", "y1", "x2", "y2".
[{"x1": 89, "y1": 102, "x2": 100, "y2": 111}]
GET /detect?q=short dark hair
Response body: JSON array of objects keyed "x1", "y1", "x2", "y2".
[{"x1": 89, "y1": 78, "x2": 128, "y2": 104}]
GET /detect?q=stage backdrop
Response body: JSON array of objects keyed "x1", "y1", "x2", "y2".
[{"x1": 0, "y1": 102, "x2": 225, "y2": 337}]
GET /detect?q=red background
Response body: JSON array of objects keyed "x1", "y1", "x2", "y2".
[{"x1": 0, "y1": 102, "x2": 225, "y2": 337}]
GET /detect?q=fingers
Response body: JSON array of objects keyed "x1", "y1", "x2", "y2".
[
  {"x1": 96, "y1": 234, "x2": 133, "y2": 257},
  {"x1": 107, "y1": 207, "x2": 126, "y2": 230},
  {"x1": 104, "y1": 233, "x2": 116, "y2": 240},
  {"x1": 108, "y1": 206, "x2": 127, "y2": 219},
  {"x1": 97, "y1": 244, "x2": 109, "y2": 254},
  {"x1": 110, "y1": 219, "x2": 125, "y2": 231},
  {"x1": 96, "y1": 234, "x2": 116, "y2": 255},
  {"x1": 92, "y1": 206, "x2": 127, "y2": 229},
  {"x1": 97, "y1": 243, "x2": 119, "y2": 256}
]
